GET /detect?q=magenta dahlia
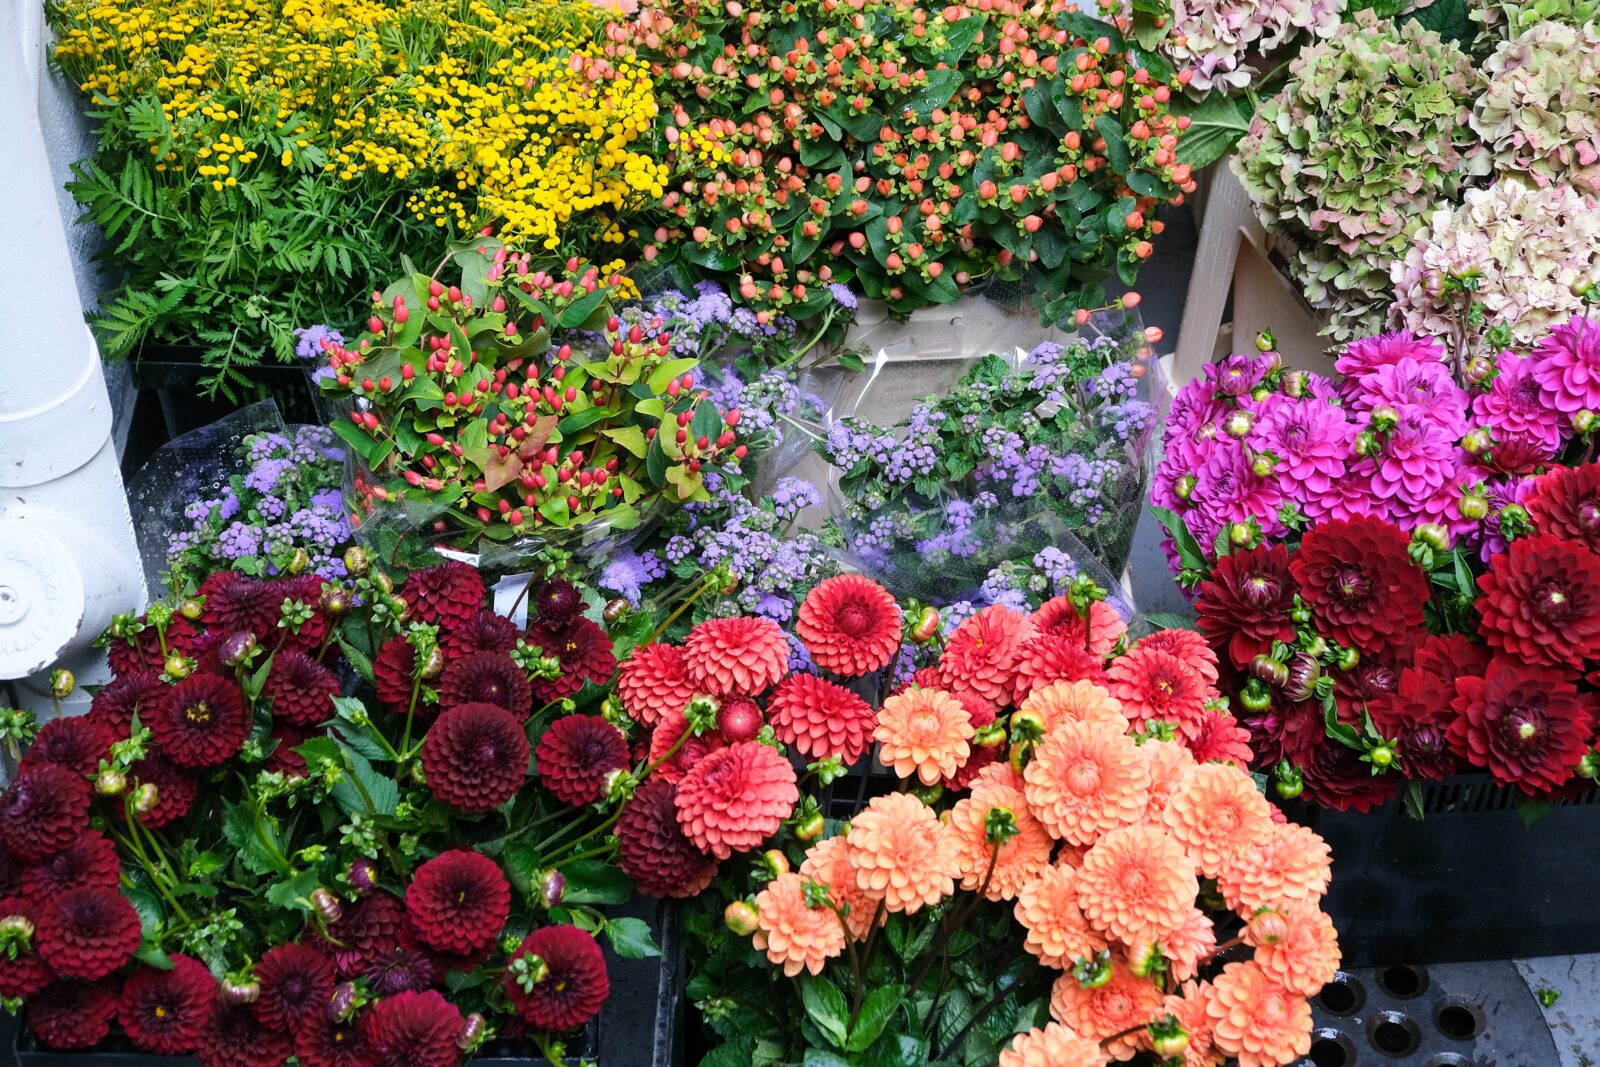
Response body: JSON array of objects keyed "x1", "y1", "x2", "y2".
[
  {"x1": 535, "y1": 715, "x2": 629, "y2": 806},
  {"x1": 1532, "y1": 313, "x2": 1600, "y2": 415}
]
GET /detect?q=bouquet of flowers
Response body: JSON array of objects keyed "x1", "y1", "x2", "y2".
[
  {"x1": 0, "y1": 558, "x2": 666, "y2": 1065},
  {"x1": 620, "y1": 578, "x2": 1336, "y2": 1066},
  {"x1": 1154, "y1": 316, "x2": 1600, "y2": 809}
]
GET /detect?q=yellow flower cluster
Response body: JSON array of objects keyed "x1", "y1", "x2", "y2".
[{"x1": 50, "y1": 0, "x2": 665, "y2": 253}]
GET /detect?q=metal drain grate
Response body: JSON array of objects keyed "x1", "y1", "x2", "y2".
[{"x1": 1296, "y1": 961, "x2": 1558, "y2": 1066}]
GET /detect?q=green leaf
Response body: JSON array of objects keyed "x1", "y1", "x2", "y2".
[
  {"x1": 1406, "y1": 0, "x2": 1472, "y2": 45},
  {"x1": 561, "y1": 859, "x2": 633, "y2": 905},
  {"x1": 847, "y1": 984, "x2": 907, "y2": 1052},
  {"x1": 801, "y1": 975, "x2": 850, "y2": 1049},
  {"x1": 700, "y1": 1038, "x2": 757, "y2": 1067},
  {"x1": 134, "y1": 941, "x2": 173, "y2": 970},
  {"x1": 221, "y1": 797, "x2": 290, "y2": 875},
  {"x1": 681, "y1": 245, "x2": 743, "y2": 272},
  {"x1": 557, "y1": 286, "x2": 610, "y2": 329},
  {"x1": 836, "y1": 351, "x2": 866, "y2": 373},
  {"x1": 803, "y1": 1052, "x2": 852, "y2": 1067},
  {"x1": 331, "y1": 744, "x2": 400, "y2": 816},
  {"x1": 1141, "y1": 612, "x2": 1200, "y2": 632},
  {"x1": 1172, "y1": 93, "x2": 1252, "y2": 169},
  {"x1": 607, "y1": 425, "x2": 649, "y2": 458},
  {"x1": 647, "y1": 357, "x2": 700, "y2": 393},
  {"x1": 265, "y1": 868, "x2": 321, "y2": 914},
  {"x1": 645, "y1": 436, "x2": 669, "y2": 487},
  {"x1": 1095, "y1": 116, "x2": 1132, "y2": 174},
  {"x1": 557, "y1": 406, "x2": 611, "y2": 437},
  {"x1": 1149, "y1": 505, "x2": 1209, "y2": 571},
  {"x1": 604, "y1": 916, "x2": 662, "y2": 960},
  {"x1": 503, "y1": 842, "x2": 543, "y2": 900}
]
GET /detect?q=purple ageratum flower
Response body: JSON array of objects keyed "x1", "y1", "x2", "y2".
[
  {"x1": 1335, "y1": 330, "x2": 1448, "y2": 381},
  {"x1": 1473, "y1": 353, "x2": 1564, "y2": 452},
  {"x1": 294, "y1": 324, "x2": 344, "y2": 361},
  {"x1": 1532, "y1": 315, "x2": 1600, "y2": 416},
  {"x1": 828, "y1": 283, "x2": 858, "y2": 310},
  {"x1": 1248, "y1": 393, "x2": 1353, "y2": 501},
  {"x1": 1351, "y1": 358, "x2": 1471, "y2": 438}
]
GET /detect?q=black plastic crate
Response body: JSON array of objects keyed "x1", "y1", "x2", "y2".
[{"x1": 1306, "y1": 774, "x2": 1600, "y2": 965}]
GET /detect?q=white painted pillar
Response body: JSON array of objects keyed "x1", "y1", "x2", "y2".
[{"x1": 0, "y1": 1, "x2": 147, "y2": 712}]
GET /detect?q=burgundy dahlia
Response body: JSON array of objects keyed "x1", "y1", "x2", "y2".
[
  {"x1": 119, "y1": 954, "x2": 215, "y2": 1055},
  {"x1": 0, "y1": 765, "x2": 90, "y2": 862},
  {"x1": 129, "y1": 753, "x2": 199, "y2": 828},
  {"x1": 1527, "y1": 464, "x2": 1600, "y2": 552},
  {"x1": 534, "y1": 715, "x2": 629, "y2": 806},
  {"x1": 1476, "y1": 534, "x2": 1600, "y2": 670},
  {"x1": 400, "y1": 562, "x2": 486, "y2": 630},
  {"x1": 438, "y1": 652, "x2": 532, "y2": 718},
  {"x1": 503, "y1": 925, "x2": 608, "y2": 1032},
  {"x1": 28, "y1": 979, "x2": 120, "y2": 1049},
  {"x1": 441, "y1": 611, "x2": 520, "y2": 656},
  {"x1": 107, "y1": 615, "x2": 197, "y2": 677},
  {"x1": 197, "y1": 996, "x2": 293, "y2": 1067},
  {"x1": 263, "y1": 650, "x2": 340, "y2": 727},
  {"x1": 19, "y1": 716, "x2": 109, "y2": 777},
  {"x1": 200, "y1": 572, "x2": 285, "y2": 637},
  {"x1": 253, "y1": 941, "x2": 335, "y2": 1034},
  {"x1": 364, "y1": 943, "x2": 437, "y2": 996},
  {"x1": 1369, "y1": 670, "x2": 1458, "y2": 781},
  {"x1": 1299, "y1": 739, "x2": 1398, "y2": 813},
  {"x1": 373, "y1": 638, "x2": 419, "y2": 713},
  {"x1": 526, "y1": 616, "x2": 616, "y2": 703},
  {"x1": 35, "y1": 886, "x2": 141, "y2": 981},
  {"x1": 147, "y1": 672, "x2": 249, "y2": 768},
  {"x1": 275, "y1": 574, "x2": 332, "y2": 651},
  {"x1": 1289, "y1": 516, "x2": 1426, "y2": 653},
  {"x1": 295, "y1": 1015, "x2": 375, "y2": 1067},
  {"x1": 1196, "y1": 543, "x2": 1298, "y2": 669},
  {"x1": 616, "y1": 780, "x2": 718, "y2": 898},
  {"x1": 316, "y1": 893, "x2": 409, "y2": 977},
  {"x1": 534, "y1": 578, "x2": 583, "y2": 627},
  {"x1": 87, "y1": 671, "x2": 170, "y2": 738},
  {"x1": 361, "y1": 989, "x2": 464, "y2": 1067},
  {"x1": 22, "y1": 830, "x2": 120, "y2": 901},
  {"x1": 1450, "y1": 656, "x2": 1595, "y2": 794},
  {"x1": 0, "y1": 896, "x2": 50, "y2": 998},
  {"x1": 404, "y1": 851, "x2": 510, "y2": 958},
  {"x1": 420, "y1": 702, "x2": 530, "y2": 813}
]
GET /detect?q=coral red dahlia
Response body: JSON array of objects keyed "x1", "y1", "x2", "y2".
[
  {"x1": 526, "y1": 616, "x2": 616, "y2": 703},
  {"x1": 766, "y1": 672, "x2": 876, "y2": 763},
  {"x1": 400, "y1": 562, "x2": 486, "y2": 630},
  {"x1": 438, "y1": 652, "x2": 532, "y2": 718},
  {"x1": 645, "y1": 709, "x2": 726, "y2": 784},
  {"x1": 23, "y1": 828, "x2": 117, "y2": 902},
  {"x1": 503, "y1": 925, "x2": 609, "y2": 1031},
  {"x1": 617, "y1": 643, "x2": 696, "y2": 727},
  {"x1": 1527, "y1": 464, "x2": 1600, "y2": 552},
  {"x1": 35, "y1": 886, "x2": 141, "y2": 981},
  {"x1": 361, "y1": 989, "x2": 464, "y2": 1067},
  {"x1": 0, "y1": 764, "x2": 90, "y2": 862},
  {"x1": 675, "y1": 741, "x2": 798, "y2": 859},
  {"x1": 405, "y1": 850, "x2": 510, "y2": 958},
  {"x1": 1032, "y1": 597, "x2": 1126, "y2": 656},
  {"x1": 148, "y1": 672, "x2": 249, "y2": 768},
  {"x1": 1107, "y1": 646, "x2": 1212, "y2": 737},
  {"x1": 1010, "y1": 634, "x2": 1109, "y2": 700},
  {"x1": 0, "y1": 896, "x2": 50, "y2": 998},
  {"x1": 19, "y1": 716, "x2": 109, "y2": 777},
  {"x1": 1450, "y1": 656, "x2": 1595, "y2": 794},
  {"x1": 938, "y1": 605, "x2": 1034, "y2": 706},
  {"x1": 27, "y1": 979, "x2": 120, "y2": 1050},
  {"x1": 119, "y1": 954, "x2": 214, "y2": 1055},
  {"x1": 421, "y1": 702, "x2": 531, "y2": 813},
  {"x1": 1289, "y1": 516, "x2": 1426, "y2": 652},
  {"x1": 683, "y1": 616, "x2": 789, "y2": 697},
  {"x1": 253, "y1": 941, "x2": 335, "y2": 1034},
  {"x1": 795, "y1": 574, "x2": 903, "y2": 676},
  {"x1": 263, "y1": 650, "x2": 340, "y2": 727},
  {"x1": 534, "y1": 714, "x2": 629, "y2": 806},
  {"x1": 1476, "y1": 533, "x2": 1600, "y2": 670},
  {"x1": 1196, "y1": 543, "x2": 1297, "y2": 668},
  {"x1": 616, "y1": 779, "x2": 718, "y2": 898}
]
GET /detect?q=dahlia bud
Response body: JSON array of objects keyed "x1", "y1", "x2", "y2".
[
  {"x1": 0, "y1": 914, "x2": 36, "y2": 944},
  {"x1": 1367, "y1": 744, "x2": 1395, "y2": 769},
  {"x1": 1422, "y1": 269, "x2": 1446, "y2": 299},
  {"x1": 1273, "y1": 762, "x2": 1304, "y2": 800},
  {"x1": 511, "y1": 953, "x2": 549, "y2": 991},
  {"x1": 288, "y1": 548, "x2": 310, "y2": 575},
  {"x1": 371, "y1": 572, "x2": 395, "y2": 595},
  {"x1": 1461, "y1": 427, "x2": 1492, "y2": 455},
  {"x1": 1458, "y1": 494, "x2": 1489, "y2": 521},
  {"x1": 1127, "y1": 940, "x2": 1164, "y2": 978},
  {"x1": 419, "y1": 645, "x2": 446, "y2": 680},
  {"x1": 1281, "y1": 370, "x2": 1308, "y2": 399},
  {"x1": 1572, "y1": 274, "x2": 1596, "y2": 298},
  {"x1": 1228, "y1": 522, "x2": 1254, "y2": 547},
  {"x1": 1335, "y1": 646, "x2": 1360, "y2": 672},
  {"x1": 1254, "y1": 329, "x2": 1275, "y2": 352},
  {"x1": 310, "y1": 888, "x2": 343, "y2": 924},
  {"x1": 1238, "y1": 678, "x2": 1273, "y2": 713},
  {"x1": 1579, "y1": 750, "x2": 1600, "y2": 781},
  {"x1": 1302, "y1": 635, "x2": 1329, "y2": 660},
  {"x1": 1413, "y1": 523, "x2": 1450, "y2": 553},
  {"x1": 221, "y1": 978, "x2": 261, "y2": 1005},
  {"x1": 1223, "y1": 410, "x2": 1255, "y2": 439},
  {"x1": 1250, "y1": 452, "x2": 1277, "y2": 478},
  {"x1": 178, "y1": 598, "x2": 205, "y2": 620},
  {"x1": 1289, "y1": 605, "x2": 1312, "y2": 625},
  {"x1": 1368, "y1": 404, "x2": 1399, "y2": 433},
  {"x1": 412, "y1": 763, "x2": 428, "y2": 786},
  {"x1": 794, "y1": 811, "x2": 825, "y2": 842},
  {"x1": 1247, "y1": 909, "x2": 1290, "y2": 946},
  {"x1": 539, "y1": 870, "x2": 566, "y2": 909},
  {"x1": 1282, "y1": 652, "x2": 1321, "y2": 703},
  {"x1": 603, "y1": 598, "x2": 630, "y2": 625},
  {"x1": 1259, "y1": 350, "x2": 1283, "y2": 376},
  {"x1": 1353, "y1": 429, "x2": 1380, "y2": 457},
  {"x1": 912, "y1": 782, "x2": 944, "y2": 806},
  {"x1": 163, "y1": 655, "x2": 191, "y2": 679},
  {"x1": 1008, "y1": 709, "x2": 1046, "y2": 745},
  {"x1": 347, "y1": 859, "x2": 377, "y2": 895},
  {"x1": 320, "y1": 585, "x2": 352, "y2": 617},
  {"x1": 132, "y1": 782, "x2": 160, "y2": 815},
  {"x1": 220, "y1": 632, "x2": 257, "y2": 668},
  {"x1": 343, "y1": 547, "x2": 370, "y2": 576},
  {"x1": 1072, "y1": 950, "x2": 1113, "y2": 989},
  {"x1": 95, "y1": 769, "x2": 126, "y2": 797},
  {"x1": 909, "y1": 606, "x2": 940, "y2": 644},
  {"x1": 1249, "y1": 655, "x2": 1289, "y2": 688},
  {"x1": 974, "y1": 723, "x2": 1006, "y2": 748},
  {"x1": 724, "y1": 901, "x2": 760, "y2": 936},
  {"x1": 1173, "y1": 473, "x2": 1196, "y2": 501},
  {"x1": 49, "y1": 669, "x2": 75, "y2": 699},
  {"x1": 457, "y1": 1013, "x2": 486, "y2": 1052},
  {"x1": 1575, "y1": 410, "x2": 1599, "y2": 435},
  {"x1": 328, "y1": 983, "x2": 358, "y2": 1021},
  {"x1": 686, "y1": 694, "x2": 722, "y2": 734},
  {"x1": 1149, "y1": 1020, "x2": 1190, "y2": 1058},
  {"x1": 1463, "y1": 356, "x2": 1496, "y2": 386},
  {"x1": 602, "y1": 768, "x2": 630, "y2": 802},
  {"x1": 761, "y1": 849, "x2": 791, "y2": 879}
]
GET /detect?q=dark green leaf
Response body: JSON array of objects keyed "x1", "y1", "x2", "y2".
[
  {"x1": 330, "y1": 744, "x2": 400, "y2": 816},
  {"x1": 1172, "y1": 93, "x2": 1252, "y2": 169},
  {"x1": 1095, "y1": 118, "x2": 1131, "y2": 174},
  {"x1": 1149, "y1": 505, "x2": 1209, "y2": 571},
  {"x1": 1141, "y1": 612, "x2": 1200, "y2": 631},
  {"x1": 557, "y1": 286, "x2": 610, "y2": 329},
  {"x1": 503, "y1": 842, "x2": 543, "y2": 900},
  {"x1": 1406, "y1": 0, "x2": 1472, "y2": 46},
  {"x1": 847, "y1": 984, "x2": 907, "y2": 1051},
  {"x1": 604, "y1": 916, "x2": 661, "y2": 960},
  {"x1": 835, "y1": 351, "x2": 866, "y2": 373},
  {"x1": 801, "y1": 975, "x2": 850, "y2": 1049},
  {"x1": 221, "y1": 797, "x2": 290, "y2": 875},
  {"x1": 561, "y1": 859, "x2": 633, "y2": 905}
]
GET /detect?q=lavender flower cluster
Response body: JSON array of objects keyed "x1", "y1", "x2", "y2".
[
  {"x1": 622, "y1": 281, "x2": 798, "y2": 360},
  {"x1": 166, "y1": 426, "x2": 353, "y2": 589},
  {"x1": 1155, "y1": 316, "x2": 1600, "y2": 572}
]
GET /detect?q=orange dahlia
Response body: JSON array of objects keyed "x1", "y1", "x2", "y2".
[
  {"x1": 1140, "y1": 739, "x2": 1197, "y2": 822},
  {"x1": 947, "y1": 785, "x2": 1053, "y2": 901},
  {"x1": 969, "y1": 761, "x2": 1027, "y2": 795},
  {"x1": 1014, "y1": 865, "x2": 1107, "y2": 970},
  {"x1": 1160, "y1": 907, "x2": 1219, "y2": 984},
  {"x1": 999, "y1": 1023, "x2": 1109, "y2": 1067},
  {"x1": 1050, "y1": 960, "x2": 1164, "y2": 1059},
  {"x1": 683, "y1": 617, "x2": 789, "y2": 697},
  {"x1": 617, "y1": 644, "x2": 696, "y2": 727},
  {"x1": 1153, "y1": 983, "x2": 1224, "y2": 1067},
  {"x1": 1019, "y1": 680, "x2": 1129, "y2": 734},
  {"x1": 1248, "y1": 904, "x2": 1341, "y2": 998},
  {"x1": 1205, "y1": 961, "x2": 1313, "y2": 1067},
  {"x1": 751, "y1": 872, "x2": 847, "y2": 977},
  {"x1": 795, "y1": 575, "x2": 903, "y2": 676},
  {"x1": 1033, "y1": 598, "x2": 1126, "y2": 656},
  {"x1": 1216, "y1": 822, "x2": 1333, "y2": 916},
  {"x1": 1074, "y1": 825, "x2": 1199, "y2": 946},
  {"x1": 1161, "y1": 763, "x2": 1273, "y2": 878},
  {"x1": 798, "y1": 836, "x2": 878, "y2": 940},
  {"x1": 875, "y1": 687, "x2": 974, "y2": 785},
  {"x1": 938, "y1": 605, "x2": 1034, "y2": 705},
  {"x1": 674, "y1": 742, "x2": 799, "y2": 859},
  {"x1": 844, "y1": 792, "x2": 958, "y2": 914},
  {"x1": 1023, "y1": 719, "x2": 1151, "y2": 846},
  {"x1": 1107, "y1": 646, "x2": 1213, "y2": 737}
]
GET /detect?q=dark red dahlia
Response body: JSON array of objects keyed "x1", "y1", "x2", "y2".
[
  {"x1": 1450, "y1": 656, "x2": 1595, "y2": 794},
  {"x1": 253, "y1": 941, "x2": 335, "y2": 1034},
  {"x1": 147, "y1": 672, "x2": 249, "y2": 768},
  {"x1": 22, "y1": 830, "x2": 120, "y2": 901},
  {"x1": 129, "y1": 753, "x2": 198, "y2": 829},
  {"x1": 361, "y1": 989, "x2": 464, "y2": 1067},
  {"x1": 1410, "y1": 633, "x2": 1492, "y2": 691},
  {"x1": 535, "y1": 715, "x2": 628, "y2": 806},
  {"x1": 441, "y1": 611, "x2": 520, "y2": 657},
  {"x1": 107, "y1": 616, "x2": 197, "y2": 676},
  {"x1": 275, "y1": 574, "x2": 332, "y2": 651},
  {"x1": 1369, "y1": 669, "x2": 1458, "y2": 781},
  {"x1": 1299, "y1": 741, "x2": 1397, "y2": 813},
  {"x1": 1476, "y1": 534, "x2": 1600, "y2": 670},
  {"x1": 0, "y1": 765, "x2": 90, "y2": 862},
  {"x1": 1332, "y1": 647, "x2": 1405, "y2": 722},
  {"x1": 1238, "y1": 694, "x2": 1327, "y2": 770},
  {"x1": 119, "y1": 954, "x2": 214, "y2": 1055},
  {"x1": 615, "y1": 779, "x2": 717, "y2": 898},
  {"x1": 401, "y1": 562, "x2": 486, "y2": 630},
  {"x1": 0, "y1": 845, "x2": 20, "y2": 899},
  {"x1": 1196, "y1": 543, "x2": 1298, "y2": 669},
  {"x1": 1527, "y1": 464, "x2": 1600, "y2": 552},
  {"x1": 438, "y1": 652, "x2": 532, "y2": 718},
  {"x1": 373, "y1": 637, "x2": 419, "y2": 713},
  {"x1": 315, "y1": 893, "x2": 409, "y2": 977},
  {"x1": 27, "y1": 979, "x2": 119, "y2": 1049},
  {"x1": 1290, "y1": 516, "x2": 1426, "y2": 653},
  {"x1": 364, "y1": 943, "x2": 436, "y2": 996},
  {"x1": 420, "y1": 703, "x2": 530, "y2": 813},
  {"x1": 526, "y1": 616, "x2": 616, "y2": 703},
  {"x1": 267, "y1": 725, "x2": 312, "y2": 776},
  {"x1": 263, "y1": 650, "x2": 340, "y2": 727},
  {"x1": 197, "y1": 995, "x2": 292, "y2": 1067},
  {"x1": 35, "y1": 886, "x2": 141, "y2": 981},
  {"x1": 404, "y1": 851, "x2": 510, "y2": 958},
  {"x1": 20, "y1": 716, "x2": 110, "y2": 777},
  {"x1": 200, "y1": 572, "x2": 284, "y2": 637},
  {"x1": 0, "y1": 896, "x2": 50, "y2": 998},
  {"x1": 503, "y1": 925, "x2": 608, "y2": 1032},
  {"x1": 534, "y1": 578, "x2": 583, "y2": 627},
  {"x1": 295, "y1": 1016, "x2": 376, "y2": 1067},
  {"x1": 87, "y1": 672, "x2": 170, "y2": 738}
]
